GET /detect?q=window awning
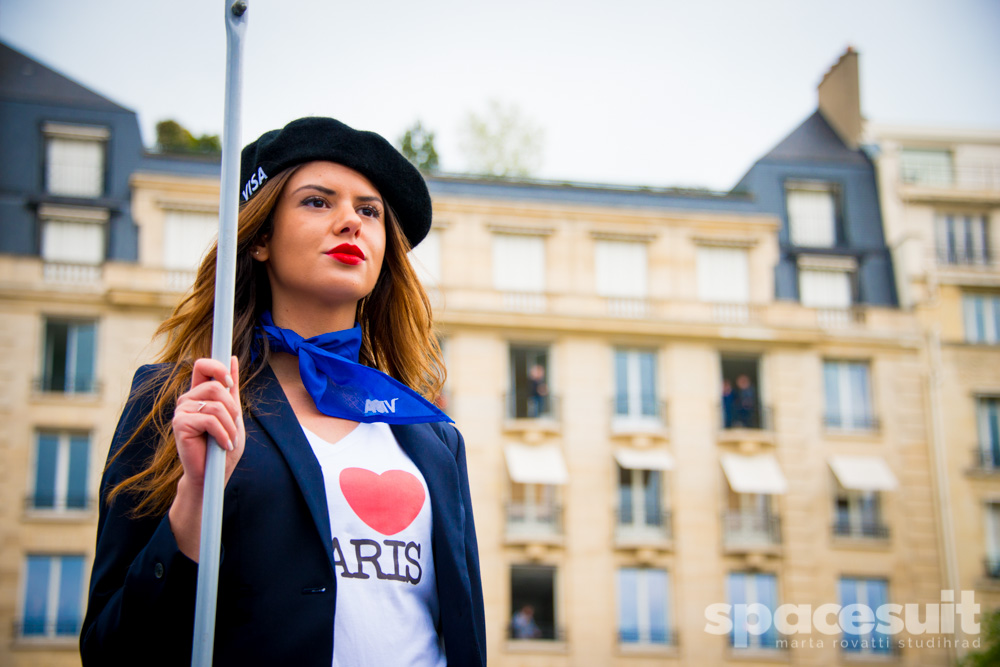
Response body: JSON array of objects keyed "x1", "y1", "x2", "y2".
[
  {"x1": 614, "y1": 447, "x2": 675, "y2": 471},
  {"x1": 720, "y1": 454, "x2": 788, "y2": 495},
  {"x1": 829, "y1": 456, "x2": 898, "y2": 491},
  {"x1": 504, "y1": 443, "x2": 569, "y2": 485}
]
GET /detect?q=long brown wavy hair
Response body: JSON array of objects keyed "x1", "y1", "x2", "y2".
[{"x1": 108, "y1": 164, "x2": 446, "y2": 516}]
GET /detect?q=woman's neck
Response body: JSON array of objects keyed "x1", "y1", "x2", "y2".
[{"x1": 269, "y1": 303, "x2": 356, "y2": 338}]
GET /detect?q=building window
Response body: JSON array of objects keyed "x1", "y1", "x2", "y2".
[
  {"x1": 936, "y1": 213, "x2": 990, "y2": 266},
  {"x1": 799, "y1": 268, "x2": 852, "y2": 309},
  {"x1": 40, "y1": 319, "x2": 97, "y2": 394},
  {"x1": 900, "y1": 149, "x2": 953, "y2": 187},
  {"x1": 963, "y1": 293, "x2": 1000, "y2": 344},
  {"x1": 43, "y1": 123, "x2": 108, "y2": 198},
  {"x1": 977, "y1": 397, "x2": 1000, "y2": 469},
  {"x1": 720, "y1": 356, "x2": 764, "y2": 429},
  {"x1": 508, "y1": 345, "x2": 552, "y2": 419},
  {"x1": 595, "y1": 239, "x2": 648, "y2": 299},
  {"x1": 838, "y1": 577, "x2": 892, "y2": 655},
  {"x1": 833, "y1": 490, "x2": 887, "y2": 539},
  {"x1": 697, "y1": 246, "x2": 749, "y2": 304},
  {"x1": 409, "y1": 227, "x2": 441, "y2": 287},
  {"x1": 985, "y1": 503, "x2": 1000, "y2": 579},
  {"x1": 727, "y1": 572, "x2": 780, "y2": 649},
  {"x1": 20, "y1": 554, "x2": 86, "y2": 638},
  {"x1": 613, "y1": 348, "x2": 659, "y2": 424},
  {"x1": 618, "y1": 466, "x2": 665, "y2": 533},
  {"x1": 618, "y1": 567, "x2": 672, "y2": 646},
  {"x1": 823, "y1": 360, "x2": 875, "y2": 431},
  {"x1": 163, "y1": 210, "x2": 218, "y2": 271},
  {"x1": 38, "y1": 205, "x2": 107, "y2": 266},
  {"x1": 31, "y1": 431, "x2": 90, "y2": 511},
  {"x1": 786, "y1": 186, "x2": 837, "y2": 247},
  {"x1": 723, "y1": 490, "x2": 781, "y2": 548},
  {"x1": 507, "y1": 482, "x2": 561, "y2": 538},
  {"x1": 510, "y1": 565, "x2": 557, "y2": 640},
  {"x1": 492, "y1": 233, "x2": 545, "y2": 293}
]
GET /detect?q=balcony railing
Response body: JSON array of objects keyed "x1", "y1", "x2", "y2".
[
  {"x1": 719, "y1": 403, "x2": 773, "y2": 432},
  {"x1": 901, "y1": 162, "x2": 1000, "y2": 191},
  {"x1": 507, "y1": 622, "x2": 566, "y2": 642},
  {"x1": 618, "y1": 627, "x2": 678, "y2": 647},
  {"x1": 971, "y1": 447, "x2": 1000, "y2": 472},
  {"x1": 13, "y1": 618, "x2": 82, "y2": 639},
  {"x1": 24, "y1": 495, "x2": 96, "y2": 512},
  {"x1": 832, "y1": 520, "x2": 890, "y2": 540},
  {"x1": 42, "y1": 262, "x2": 101, "y2": 285},
  {"x1": 823, "y1": 413, "x2": 880, "y2": 433},
  {"x1": 610, "y1": 397, "x2": 668, "y2": 433},
  {"x1": 722, "y1": 510, "x2": 782, "y2": 549},
  {"x1": 33, "y1": 376, "x2": 101, "y2": 395},
  {"x1": 505, "y1": 392, "x2": 560, "y2": 422},
  {"x1": 505, "y1": 502, "x2": 563, "y2": 541},
  {"x1": 615, "y1": 508, "x2": 673, "y2": 544}
]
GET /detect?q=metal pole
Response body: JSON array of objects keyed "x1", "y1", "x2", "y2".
[{"x1": 192, "y1": 2, "x2": 248, "y2": 665}]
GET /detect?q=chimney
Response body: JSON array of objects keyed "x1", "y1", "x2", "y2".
[{"x1": 817, "y1": 47, "x2": 863, "y2": 150}]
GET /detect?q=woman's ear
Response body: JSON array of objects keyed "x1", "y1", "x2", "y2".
[{"x1": 251, "y1": 239, "x2": 270, "y2": 262}]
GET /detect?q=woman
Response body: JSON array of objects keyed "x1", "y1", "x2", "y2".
[{"x1": 80, "y1": 118, "x2": 486, "y2": 666}]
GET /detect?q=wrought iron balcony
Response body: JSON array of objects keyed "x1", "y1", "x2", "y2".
[
  {"x1": 832, "y1": 520, "x2": 890, "y2": 540},
  {"x1": 615, "y1": 508, "x2": 673, "y2": 545},
  {"x1": 722, "y1": 510, "x2": 782, "y2": 549},
  {"x1": 505, "y1": 502, "x2": 563, "y2": 542}
]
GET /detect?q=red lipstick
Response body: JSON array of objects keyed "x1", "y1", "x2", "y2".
[{"x1": 327, "y1": 244, "x2": 365, "y2": 266}]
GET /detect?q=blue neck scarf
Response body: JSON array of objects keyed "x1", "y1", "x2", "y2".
[{"x1": 258, "y1": 312, "x2": 452, "y2": 424}]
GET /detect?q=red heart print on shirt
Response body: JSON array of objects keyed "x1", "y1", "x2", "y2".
[{"x1": 339, "y1": 468, "x2": 426, "y2": 535}]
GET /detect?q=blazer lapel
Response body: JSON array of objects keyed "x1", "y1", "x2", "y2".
[{"x1": 248, "y1": 365, "x2": 334, "y2": 571}]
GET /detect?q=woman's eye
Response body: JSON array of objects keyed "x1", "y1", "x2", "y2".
[
  {"x1": 358, "y1": 205, "x2": 381, "y2": 219},
  {"x1": 303, "y1": 196, "x2": 327, "y2": 208}
]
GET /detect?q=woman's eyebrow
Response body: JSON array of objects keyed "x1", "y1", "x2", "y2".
[{"x1": 290, "y1": 184, "x2": 383, "y2": 205}]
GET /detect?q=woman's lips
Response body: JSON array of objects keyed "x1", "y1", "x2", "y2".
[{"x1": 327, "y1": 244, "x2": 365, "y2": 265}]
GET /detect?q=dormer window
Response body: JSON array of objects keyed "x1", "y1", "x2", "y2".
[
  {"x1": 786, "y1": 184, "x2": 837, "y2": 248},
  {"x1": 43, "y1": 123, "x2": 109, "y2": 198}
]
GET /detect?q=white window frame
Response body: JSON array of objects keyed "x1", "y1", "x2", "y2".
[
  {"x1": 491, "y1": 232, "x2": 546, "y2": 293},
  {"x1": 963, "y1": 293, "x2": 1000, "y2": 344},
  {"x1": 30, "y1": 431, "x2": 91, "y2": 512},
  {"x1": 786, "y1": 185, "x2": 837, "y2": 247},
  {"x1": 900, "y1": 148, "x2": 953, "y2": 187},
  {"x1": 43, "y1": 122, "x2": 109, "y2": 198},
  {"x1": 38, "y1": 204, "x2": 108, "y2": 266},
  {"x1": 162, "y1": 209, "x2": 218, "y2": 271},
  {"x1": 696, "y1": 245, "x2": 749, "y2": 304},
  {"x1": 727, "y1": 572, "x2": 780, "y2": 649},
  {"x1": 618, "y1": 466, "x2": 664, "y2": 531},
  {"x1": 936, "y1": 213, "x2": 990, "y2": 266},
  {"x1": 18, "y1": 554, "x2": 86, "y2": 639},
  {"x1": 617, "y1": 567, "x2": 671, "y2": 646},
  {"x1": 613, "y1": 348, "x2": 660, "y2": 426},
  {"x1": 41, "y1": 318, "x2": 98, "y2": 394},
  {"x1": 595, "y1": 239, "x2": 648, "y2": 299},
  {"x1": 823, "y1": 360, "x2": 875, "y2": 431},
  {"x1": 834, "y1": 487, "x2": 883, "y2": 537},
  {"x1": 408, "y1": 227, "x2": 442, "y2": 287},
  {"x1": 985, "y1": 502, "x2": 1000, "y2": 568}
]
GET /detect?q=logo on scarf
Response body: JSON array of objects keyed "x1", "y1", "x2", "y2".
[{"x1": 364, "y1": 398, "x2": 399, "y2": 415}]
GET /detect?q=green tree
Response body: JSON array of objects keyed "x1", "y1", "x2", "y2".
[
  {"x1": 458, "y1": 99, "x2": 543, "y2": 178},
  {"x1": 399, "y1": 121, "x2": 440, "y2": 173},
  {"x1": 959, "y1": 608, "x2": 1000, "y2": 667},
  {"x1": 155, "y1": 119, "x2": 221, "y2": 154}
]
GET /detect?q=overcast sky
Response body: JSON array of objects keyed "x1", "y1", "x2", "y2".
[{"x1": 2, "y1": 0, "x2": 998, "y2": 190}]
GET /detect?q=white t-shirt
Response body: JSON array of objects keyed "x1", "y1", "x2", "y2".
[{"x1": 302, "y1": 422, "x2": 446, "y2": 667}]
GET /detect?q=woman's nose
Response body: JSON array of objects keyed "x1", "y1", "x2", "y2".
[{"x1": 334, "y1": 204, "x2": 362, "y2": 236}]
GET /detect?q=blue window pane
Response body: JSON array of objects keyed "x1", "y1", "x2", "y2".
[
  {"x1": 34, "y1": 434, "x2": 59, "y2": 509},
  {"x1": 66, "y1": 435, "x2": 90, "y2": 509},
  {"x1": 839, "y1": 578, "x2": 862, "y2": 651},
  {"x1": 644, "y1": 471, "x2": 661, "y2": 527},
  {"x1": 44, "y1": 321, "x2": 69, "y2": 391},
  {"x1": 727, "y1": 573, "x2": 746, "y2": 647},
  {"x1": 71, "y1": 323, "x2": 96, "y2": 392},
  {"x1": 23, "y1": 556, "x2": 51, "y2": 636},
  {"x1": 56, "y1": 556, "x2": 85, "y2": 635},
  {"x1": 756, "y1": 574, "x2": 779, "y2": 647},
  {"x1": 993, "y1": 298, "x2": 1000, "y2": 343},
  {"x1": 618, "y1": 467, "x2": 633, "y2": 524},
  {"x1": 618, "y1": 568, "x2": 639, "y2": 642},
  {"x1": 987, "y1": 400, "x2": 1000, "y2": 463},
  {"x1": 848, "y1": 363, "x2": 871, "y2": 427},
  {"x1": 647, "y1": 569, "x2": 669, "y2": 644},
  {"x1": 823, "y1": 362, "x2": 841, "y2": 426},
  {"x1": 639, "y1": 352, "x2": 657, "y2": 416},
  {"x1": 614, "y1": 351, "x2": 628, "y2": 414},
  {"x1": 974, "y1": 297, "x2": 987, "y2": 342}
]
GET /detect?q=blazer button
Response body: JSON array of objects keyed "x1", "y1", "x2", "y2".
[{"x1": 154, "y1": 562, "x2": 165, "y2": 579}]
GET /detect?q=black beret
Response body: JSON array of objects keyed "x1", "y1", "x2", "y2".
[{"x1": 239, "y1": 117, "x2": 432, "y2": 248}]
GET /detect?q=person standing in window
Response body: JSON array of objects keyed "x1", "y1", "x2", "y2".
[
  {"x1": 81, "y1": 118, "x2": 486, "y2": 666},
  {"x1": 527, "y1": 363, "x2": 548, "y2": 418},
  {"x1": 733, "y1": 374, "x2": 758, "y2": 428}
]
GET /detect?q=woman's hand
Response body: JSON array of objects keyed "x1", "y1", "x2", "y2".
[{"x1": 168, "y1": 356, "x2": 245, "y2": 561}]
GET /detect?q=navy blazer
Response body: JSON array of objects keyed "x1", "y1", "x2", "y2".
[{"x1": 81, "y1": 364, "x2": 486, "y2": 666}]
